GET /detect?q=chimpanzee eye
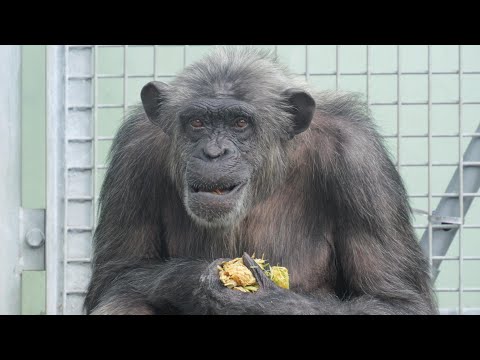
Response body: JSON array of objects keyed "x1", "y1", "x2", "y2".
[
  {"x1": 234, "y1": 118, "x2": 248, "y2": 129},
  {"x1": 190, "y1": 119, "x2": 204, "y2": 128}
]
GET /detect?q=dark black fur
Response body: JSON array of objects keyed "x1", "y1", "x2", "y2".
[{"x1": 84, "y1": 47, "x2": 437, "y2": 315}]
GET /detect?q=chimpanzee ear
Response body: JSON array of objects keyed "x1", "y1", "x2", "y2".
[
  {"x1": 141, "y1": 81, "x2": 170, "y2": 130},
  {"x1": 283, "y1": 88, "x2": 316, "y2": 136}
]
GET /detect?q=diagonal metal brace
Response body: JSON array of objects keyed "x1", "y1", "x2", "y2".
[{"x1": 419, "y1": 124, "x2": 480, "y2": 281}]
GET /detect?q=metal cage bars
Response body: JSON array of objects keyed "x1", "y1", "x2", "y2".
[{"x1": 46, "y1": 45, "x2": 480, "y2": 314}]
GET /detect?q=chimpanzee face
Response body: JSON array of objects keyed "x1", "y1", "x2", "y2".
[
  {"x1": 141, "y1": 81, "x2": 315, "y2": 227},
  {"x1": 177, "y1": 98, "x2": 257, "y2": 226}
]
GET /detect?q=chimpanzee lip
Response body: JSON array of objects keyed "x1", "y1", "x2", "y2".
[{"x1": 190, "y1": 182, "x2": 244, "y2": 196}]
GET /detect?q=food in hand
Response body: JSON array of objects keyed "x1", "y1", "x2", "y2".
[{"x1": 218, "y1": 255, "x2": 289, "y2": 292}]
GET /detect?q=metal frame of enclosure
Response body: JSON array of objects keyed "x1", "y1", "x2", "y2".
[
  {"x1": 0, "y1": 46, "x2": 22, "y2": 315},
  {"x1": 31, "y1": 45, "x2": 480, "y2": 314}
]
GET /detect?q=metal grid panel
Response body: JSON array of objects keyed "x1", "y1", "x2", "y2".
[{"x1": 60, "y1": 45, "x2": 480, "y2": 314}]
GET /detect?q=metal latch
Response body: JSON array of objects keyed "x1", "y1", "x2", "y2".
[{"x1": 412, "y1": 208, "x2": 462, "y2": 225}]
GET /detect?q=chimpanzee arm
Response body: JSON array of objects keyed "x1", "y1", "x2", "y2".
[
  {"x1": 88, "y1": 259, "x2": 213, "y2": 315},
  {"x1": 198, "y1": 250, "x2": 436, "y2": 315},
  {"x1": 322, "y1": 100, "x2": 438, "y2": 314}
]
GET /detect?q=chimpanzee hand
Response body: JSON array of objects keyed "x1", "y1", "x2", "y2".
[{"x1": 195, "y1": 253, "x2": 295, "y2": 315}]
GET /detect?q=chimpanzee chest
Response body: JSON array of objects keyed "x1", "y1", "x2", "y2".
[{"x1": 163, "y1": 186, "x2": 338, "y2": 296}]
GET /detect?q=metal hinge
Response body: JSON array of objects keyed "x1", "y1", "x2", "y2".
[{"x1": 19, "y1": 208, "x2": 45, "y2": 271}]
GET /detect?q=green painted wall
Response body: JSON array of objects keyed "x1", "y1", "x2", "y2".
[
  {"x1": 21, "y1": 271, "x2": 46, "y2": 315},
  {"x1": 22, "y1": 45, "x2": 46, "y2": 209}
]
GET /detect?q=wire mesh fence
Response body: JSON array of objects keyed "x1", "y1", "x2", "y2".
[{"x1": 58, "y1": 45, "x2": 480, "y2": 314}]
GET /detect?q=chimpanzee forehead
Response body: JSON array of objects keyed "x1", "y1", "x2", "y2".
[{"x1": 180, "y1": 98, "x2": 256, "y2": 117}]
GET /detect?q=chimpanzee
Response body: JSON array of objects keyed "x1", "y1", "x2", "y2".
[{"x1": 84, "y1": 47, "x2": 437, "y2": 315}]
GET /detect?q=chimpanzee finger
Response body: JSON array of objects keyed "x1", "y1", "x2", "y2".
[{"x1": 242, "y1": 252, "x2": 277, "y2": 290}]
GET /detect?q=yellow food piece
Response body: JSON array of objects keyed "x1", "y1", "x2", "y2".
[
  {"x1": 218, "y1": 256, "x2": 289, "y2": 292},
  {"x1": 219, "y1": 257, "x2": 256, "y2": 288},
  {"x1": 269, "y1": 266, "x2": 289, "y2": 289}
]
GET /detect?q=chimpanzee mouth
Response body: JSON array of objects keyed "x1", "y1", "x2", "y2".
[
  {"x1": 190, "y1": 182, "x2": 244, "y2": 196},
  {"x1": 185, "y1": 180, "x2": 249, "y2": 224}
]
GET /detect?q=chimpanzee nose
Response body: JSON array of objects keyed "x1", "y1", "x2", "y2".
[{"x1": 203, "y1": 139, "x2": 231, "y2": 160}]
